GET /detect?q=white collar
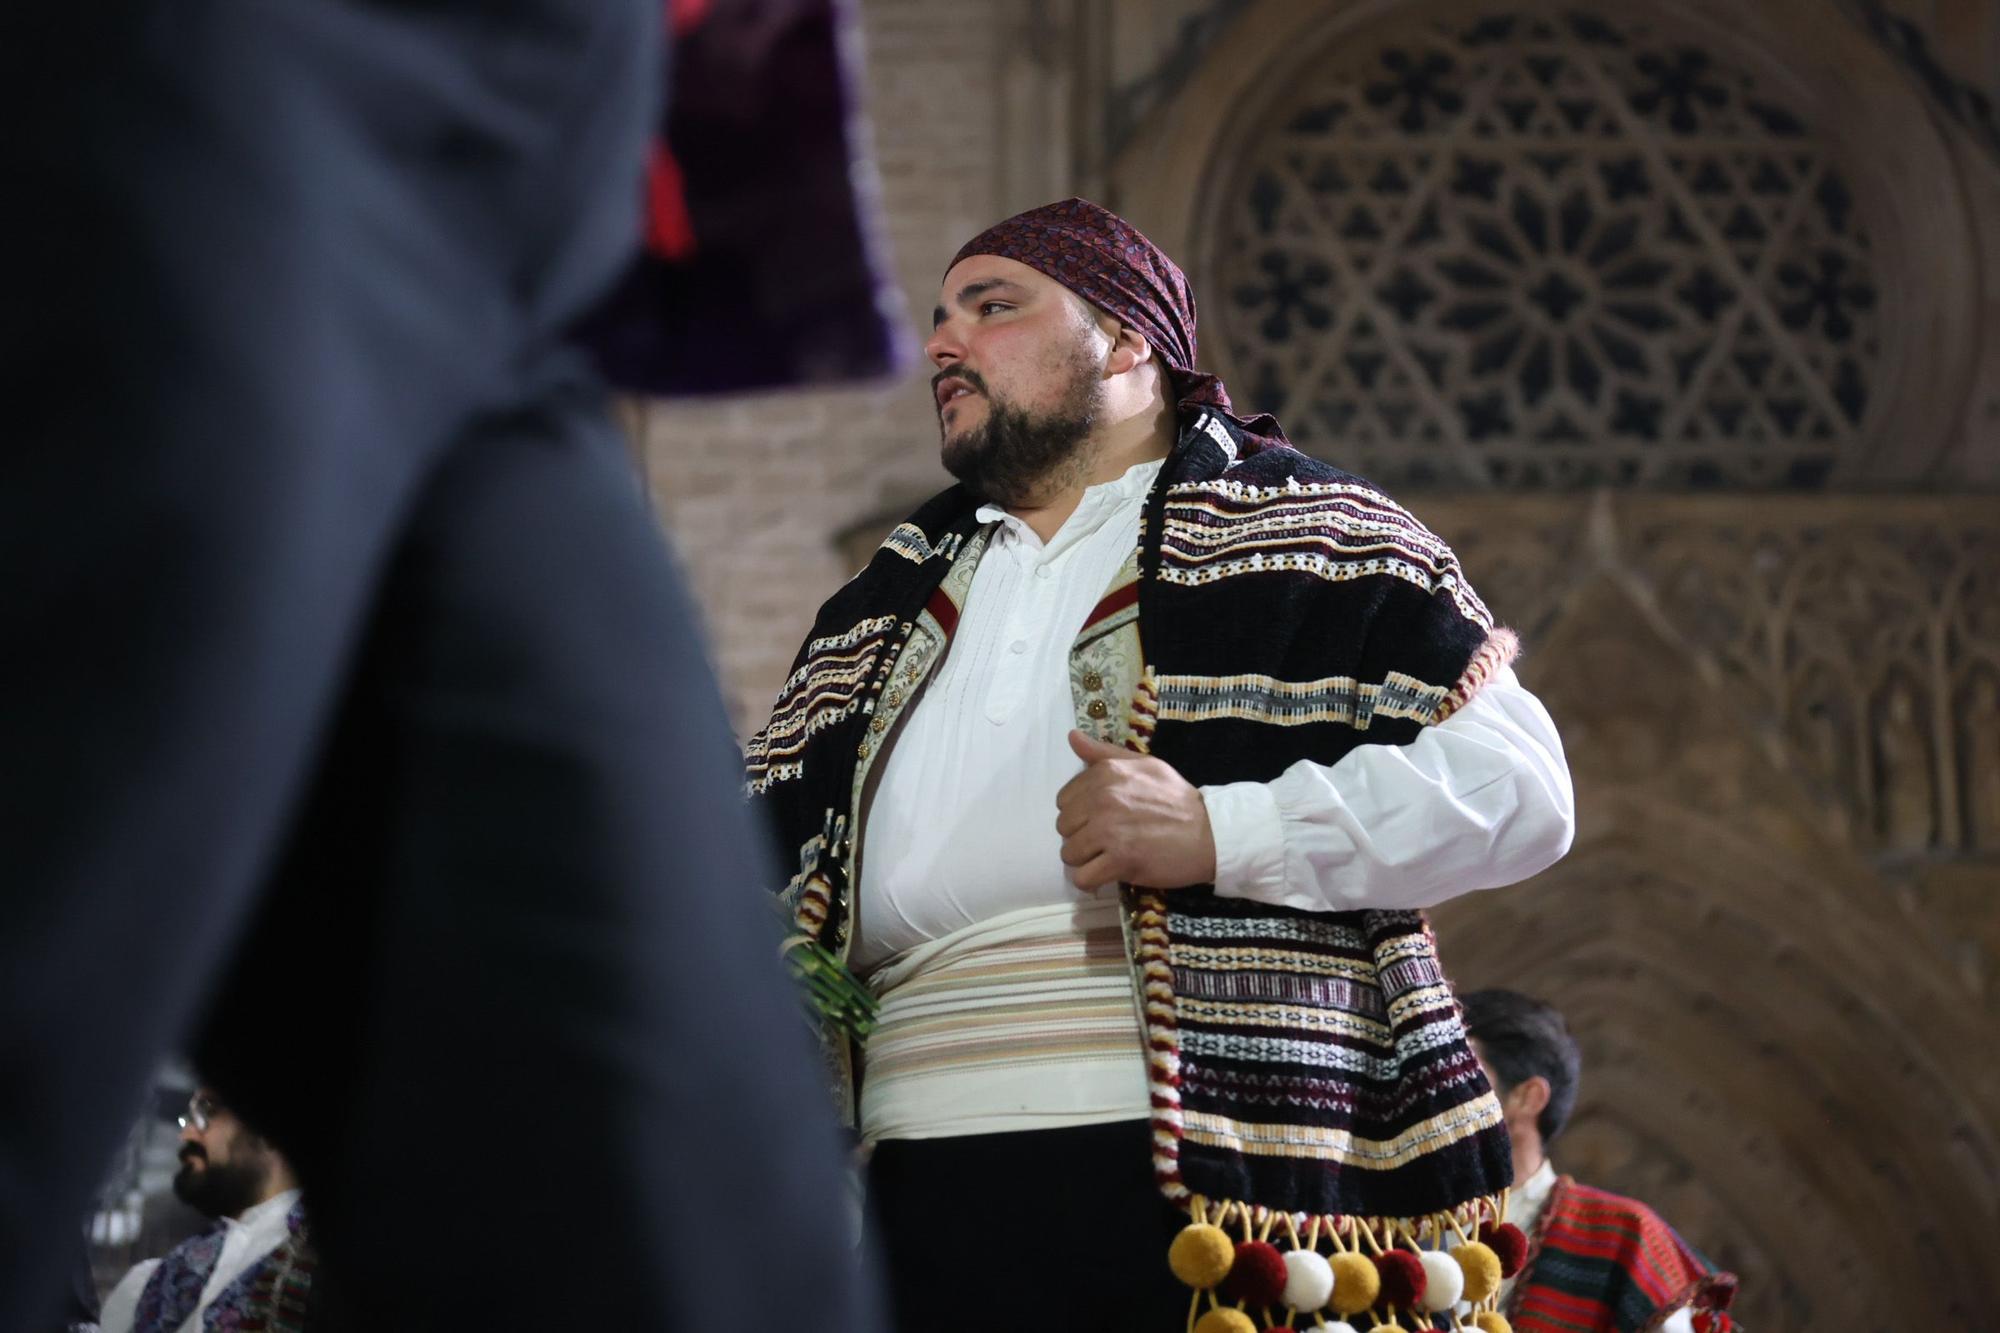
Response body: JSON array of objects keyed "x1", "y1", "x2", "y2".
[
  {"x1": 1510, "y1": 1158, "x2": 1559, "y2": 1233},
  {"x1": 975, "y1": 457, "x2": 1165, "y2": 559},
  {"x1": 226, "y1": 1188, "x2": 302, "y2": 1237}
]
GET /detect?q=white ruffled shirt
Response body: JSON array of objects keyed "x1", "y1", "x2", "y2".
[
  {"x1": 853, "y1": 456, "x2": 1575, "y2": 970},
  {"x1": 99, "y1": 1188, "x2": 302, "y2": 1333}
]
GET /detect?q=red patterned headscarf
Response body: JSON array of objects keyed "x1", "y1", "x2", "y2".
[{"x1": 949, "y1": 198, "x2": 1291, "y2": 451}]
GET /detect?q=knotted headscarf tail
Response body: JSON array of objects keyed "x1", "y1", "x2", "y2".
[
  {"x1": 1122, "y1": 671, "x2": 1524, "y2": 1333},
  {"x1": 947, "y1": 197, "x2": 1293, "y2": 461}
]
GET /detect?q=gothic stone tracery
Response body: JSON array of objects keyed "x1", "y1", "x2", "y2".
[{"x1": 1208, "y1": 7, "x2": 1883, "y2": 489}]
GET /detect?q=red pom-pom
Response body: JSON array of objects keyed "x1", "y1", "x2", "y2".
[
  {"x1": 1691, "y1": 1313, "x2": 1732, "y2": 1333},
  {"x1": 1479, "y1": 1221, "x2": 1530, "y2": 1277},
  {"x1": 1373, "y1": 1249, "x2": 1428, "y2": 1310},
  {"x1": 1220, "y1": 1240, "x2": 1289, "y2": 1306}
]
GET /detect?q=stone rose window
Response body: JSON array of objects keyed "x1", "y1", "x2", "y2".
[{"x1": 1207, "y1": 7, "x2": 1882, "y2": 489}]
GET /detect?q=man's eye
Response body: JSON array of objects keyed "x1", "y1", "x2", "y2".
[{"x1": 979, "y1": 301, "x2": 1012, "y2": 315}]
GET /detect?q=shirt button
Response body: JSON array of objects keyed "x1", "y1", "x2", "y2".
[
  {"x1": 1087, "y1": 699, "x2": 1110, "y2": 719},
  {"x1": 1082, "y1": 671, "x2": 1103, "y2": 691},
  {"x1": 1035, "y1": 564, "x2": 1053, "y2": 580},
  {"x1": 1010, "y1": 640, "x2": 1027, "y2": 654}
]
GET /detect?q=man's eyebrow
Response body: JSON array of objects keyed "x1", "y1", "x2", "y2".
[{"x1": 932, "y1": 277, "x2": 1028, "y2": 327}]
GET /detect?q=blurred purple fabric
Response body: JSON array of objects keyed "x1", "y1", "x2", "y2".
[{"x1": 580, "y1": 0, "x2": 912, "y2": 396}]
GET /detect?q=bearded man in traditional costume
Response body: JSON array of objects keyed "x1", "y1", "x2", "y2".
[
  {"x1": 751, "y1": 199, "x2": 1578, "y2": 1333},
  {"x1": 99, "y1": 1089, "x2": 312, "y2": 1333}
]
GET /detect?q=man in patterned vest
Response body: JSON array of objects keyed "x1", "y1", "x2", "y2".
[
  {"x1": 1462, "y1": 990, "x2": 1739, "y2": 1333},
  {"x1": 751, "y1": 199, "x2": 1577, "y2": 1332},
  {"x1": 99, "y1": 1089, "x2": 314, "y2": 1333}
]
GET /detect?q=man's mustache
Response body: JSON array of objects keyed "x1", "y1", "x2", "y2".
[
  {"x1": 179, "y1": 1146, "x2": 206, "y2": 1165},
  {"x1": 931, "y1": 367, "x2": 987, "y2": 397}
]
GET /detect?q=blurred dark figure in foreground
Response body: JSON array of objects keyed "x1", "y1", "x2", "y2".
[
  {"x1": 99, "y1": 1089, "x2": 309, "y2": 1333},
  {"x1": 53, "y1": 1235, "x2": 98, "y2": 1333},
  {"x1": 0, "y1": 1, "x2": 899, "y2": 1328}
]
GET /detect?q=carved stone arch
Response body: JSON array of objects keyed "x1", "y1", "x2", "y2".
[
  {"x1": 1953, "y1": 659, "x2": 2000, "y2": 853},
  {"x1": 1108, "y1": 0, "x2": 1983, "y2": 489},
  {"x1": 1421, "y1": 540, "x2": 2000, "y2": 1324}
]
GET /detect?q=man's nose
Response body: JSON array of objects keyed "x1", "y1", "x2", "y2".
[{"x1": 925, "y1": 323, "x2": 965, "y2": 369}]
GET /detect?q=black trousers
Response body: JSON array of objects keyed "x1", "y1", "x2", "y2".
[
  {"x1": 0, "y1": 5, "x2": 878, "y2": 1330},
  {"x1": 868, "y1": 1120, "x2": 1191, "y2": 1333}
]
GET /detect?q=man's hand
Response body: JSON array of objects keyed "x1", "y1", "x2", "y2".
[{"x1": 1055, "y1": 730, "x2": 1218, "y2": 891}]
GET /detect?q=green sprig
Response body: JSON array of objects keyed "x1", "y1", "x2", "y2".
[{"x1": 782, "y1": 936, "x2": 878, "y2": 1041}]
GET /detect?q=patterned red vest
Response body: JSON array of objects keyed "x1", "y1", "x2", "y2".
[{"x1": 1509, "y1": 1176, "x2": 1738, "y2": 1333}]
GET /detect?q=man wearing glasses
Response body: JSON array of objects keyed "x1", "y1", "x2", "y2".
[{"x1": 98, "y1": 1091, "x2": 311, "y2": 1333}]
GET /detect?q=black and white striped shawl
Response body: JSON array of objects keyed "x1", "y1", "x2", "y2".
[{"x1": 749, "y1": 410, "x2": 1518, "y2": 1225}]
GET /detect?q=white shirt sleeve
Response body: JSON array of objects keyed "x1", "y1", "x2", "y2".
[
  {"x1": 97, "y1": 1259, "x2": 160, "y2": 1333},
  {"x1": 1200, "y1": 666, "x2": 1574, "y2": 912}
]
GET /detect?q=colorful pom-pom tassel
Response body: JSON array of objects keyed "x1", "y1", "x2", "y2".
[
  {"x1": 1372, "y1": 1249, "x2": 1427, "y2": 1310},
  {"x1": 1169, "y1": 1223, "x2": 1235, "y2": 1289},
  {"x1": 1417, "y1": 1249, "x2": 1464, "y2": 1311},
  {"x1": 1322, "y1": 1324, "x2": 1361, "y2": 1333},
  {"x1": 1280, "y1": 1249, "x2": 1334, "y2": 1311},
  {"x1": 1451, "y1": 1241, "x2": 1504, "y2": 1304},
  {"x1": 1474, "y1": 1312, "x2": 1513, "y2": 1333},
  {"x1": 1192, "y1": 1310, "x2": 1257, "y2": 1333},
  {"x1": 1221, "y1": 1239, "x2": 1289, "y2": 1306},
  {"x1": 1479, "y1": 1221, "x2": 1529, "y2": 1278},
  {"x1": 1327, "y1": 1252, "x2": 1381, "y2": 1316}
]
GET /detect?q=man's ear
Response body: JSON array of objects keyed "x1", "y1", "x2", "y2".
[
  {"x1": 1107, "y1": 322, "x2": 1154, "y2": 376},
  {"x1": 1090, "y1": 306, "x2": 1154, "y2": 378},
  {"x1": 1511, "y1": 1074, "x2": 1552, "y2": 1120}
]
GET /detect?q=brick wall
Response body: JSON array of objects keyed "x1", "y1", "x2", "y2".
[{"x1": 629, "y1": 0, "x2": 1013, "y2": 733}]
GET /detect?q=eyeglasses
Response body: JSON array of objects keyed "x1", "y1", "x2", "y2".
[{"x1": 177, "y1": 1093, "x2": 221, "y2": 1133}]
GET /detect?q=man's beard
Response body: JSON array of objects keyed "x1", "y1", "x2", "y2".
[
  {"x1": 173, "y1": 1153, "x2": 270, "y2": 1220},
  {"x1": 938, "y1": 351, "x2": 1104, "y2": 507}
]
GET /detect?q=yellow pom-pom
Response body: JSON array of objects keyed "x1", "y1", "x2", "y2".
[
  {"x1": 1327, "y1": 1251, "x2": 1381, "y2": 1316},
  {"x1": 1192, "y1": 1310, "x2": 1258, "y2": 1333},
  {"x1": 1452, "y1": 1241, "x2": 1504, "y2": 1304},
  {"x1": 1474, "y1": 1313, "x2": 1514, "y2": 1333},
  {"x1": 1168, "y1": 1223, "x2": 1236, "y2": 1289}
]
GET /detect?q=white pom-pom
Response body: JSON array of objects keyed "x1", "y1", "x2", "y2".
[
  {"x1": 1419, "y1": 1248, "x2": 1466, "y2": 1312},
  {"x1": 1322, "y1": 1323, "x2": 1361, "y2": 1333},
  {"x1": 1281, "y1": 1248, "x2": 1334, "y2": 1311}
]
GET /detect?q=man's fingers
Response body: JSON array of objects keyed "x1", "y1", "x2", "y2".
[
  {"x1": 1070, "y1": 851, "x2": 1120, "y2": 891},
  {"x1": 1055, "y1": 804, "x2": 1089, "y2": 838},
  {"x1": 1067, "y1": 728, "x2": 1130, "y2": 764},
  {"x1": 1059, "y1": 826, "x2": 1105, "y2": 867}
]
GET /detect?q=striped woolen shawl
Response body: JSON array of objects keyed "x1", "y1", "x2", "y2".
[{"x1": 750, "y1": 412, "x2": 1518, "y2": 1225}]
